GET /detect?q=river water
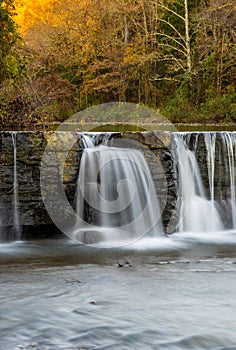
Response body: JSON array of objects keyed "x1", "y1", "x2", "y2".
[{"x1": 1, "y1": 233, "x2": 236, "y2": 350}]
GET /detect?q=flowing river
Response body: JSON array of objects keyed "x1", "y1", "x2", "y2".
[
  {"x1": 1, "y1": 235, "x2": 236, "y2": 350},
  {"x1": 1, "y1": 129, "x2": 236, "y2": 349}
]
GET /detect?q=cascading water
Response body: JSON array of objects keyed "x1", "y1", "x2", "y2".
[
  {"x1": 204, "y1": 133, "x2": 217, "y2": 213},
  {"x1": 80, "y1": 134, "x2": 94, "y2": 149},
  {"x1": 220, "y1": 133, "x2": 236, "y2": 229},
  {"x1": 76, "y1": 132, "x2": 236, "y2": 241},
  {"x1": 1, "y1": 130, "x2": 235, "y2": 242},
  {"x1": 80, "y1": 132, "x2": 111, "y2": 148},
  {"x1": 11, "y1": 132, "x2": 21, "y2": 239},
  {"x1": 183, "y1": 132, "x2": 236, "y2": 231},
  {"x1": 174, "y1": 134, "x2": 224, "y2": 233},
  {"x1": 74, "y1": 134, "x2": 163, "y2": 246}
]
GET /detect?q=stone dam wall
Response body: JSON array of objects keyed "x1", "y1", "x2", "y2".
[
  {"x1": 1, "y1": 130, "x2": 227, "y2": 239},
  {"x1": 0, "y1": 131, "x2": 179, "y2": 239}
]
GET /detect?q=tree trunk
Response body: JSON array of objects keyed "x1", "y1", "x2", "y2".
[
  {"x1": 124, "y1": 15, "x2": 130, "y2": 44},
  {"x1": 184, "y1": 0, "x2": 192, "y2": 76}
]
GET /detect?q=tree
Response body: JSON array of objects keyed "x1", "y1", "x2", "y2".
[
  {"x1": 195, "y1": 0, "x2": 236, "y2": 96},
  {"x1": 0, "y1": 0, "x2": 22, "y2": 84},
  {"x1": 153, "y1": 0, "x2": 195, "y2": 85},
  {"x1": 11, "y1": 0, "x2": 236, "y2": 124},
  {"x1": 14, "y1": 0, "x2": 165, "y2": 108}
]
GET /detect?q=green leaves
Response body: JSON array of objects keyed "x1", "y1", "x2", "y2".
[{"x1": 0, "y1": 0, "x2": 22, "y2": 83}]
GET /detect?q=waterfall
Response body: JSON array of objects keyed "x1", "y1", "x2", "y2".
[
  {"x1": 11, "y1": 132, "x2": 21, "y2": 239},
  {"x1": 174, "y1": 132, "x2": 236, "y2": 233},
  {"x1": 219, "y1": 133, "x2": 236, "y2": 229},
  {"x1": 1, "y1": 130, "x2": 235, "y2": 241},
  {"x1": 81, "y1": 134, "x2": 94, "y2": 149},
  {"x1": 81, "y1": 133, "x2": 111, "y2": 148},
  {"x1": 194, "y1": 132, "x2": 236, "y2": 230},
  {"x1": 74, "y1": 134, "x2": 163, "y2": 246},
  {"x1": 204, "y1": 133, "x2": 216, "y2": 205},
  {"x1": 174, "y1": 134, "x2": 224, "y2": 233}
]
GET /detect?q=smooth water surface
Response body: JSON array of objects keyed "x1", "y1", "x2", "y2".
[
  {"x1": 90, "y1": 124, "x2": 236, "y2": 133},
  {"x1": 1, "y1": 233, "x2": 236, "y2": 350},
  {"x1": 34, "y1": 123, "x2": 236, "y2": 132}
]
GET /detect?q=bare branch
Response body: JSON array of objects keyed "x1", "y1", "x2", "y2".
[
  {"x1": 151, "y1": 76, "x2": 181, "y2": 82},
  {"x1": 157, "y1": 3, "x2": 185, "y2": 22},
  {"x1": 157, "y1": 18, "x2": 186, "y2": 43},
  {"x1": 158, "y1": 42, "x2": 187, "y2": 57},
  {"x1": 154, "y1": 32, "x2": 187, "y2": 51}
]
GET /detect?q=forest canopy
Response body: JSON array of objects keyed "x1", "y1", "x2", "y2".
[{"x1": 0, "y1": 0, "x2": 236, "y2": 127}]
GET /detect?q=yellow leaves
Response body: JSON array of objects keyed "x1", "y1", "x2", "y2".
[
  {"x1": 14, "y1": 0, "x2": 104, "y2": 62},
  {"x1": 123, "y1": 44, "x2": 150, "y2": 66},
  {"x1": 12, "y1": 0, "x2": 161, "y2": 105},
  {"x1": 15, "y1": 0, "x2": 98, "y2": 35},
  {"x1": 15, "y1": 0, "x2": 53, "y2": 34}
]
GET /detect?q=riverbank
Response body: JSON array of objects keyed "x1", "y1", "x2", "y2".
[{"x1": 0, "y1": 122, "x2": 235, "y2": 132}]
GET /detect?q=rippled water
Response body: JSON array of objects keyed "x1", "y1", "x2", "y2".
[{"x1": 1, "y1": 232, "x2": 236, "y2": 350}]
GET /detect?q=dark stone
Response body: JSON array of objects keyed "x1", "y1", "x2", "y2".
[
  {"x1": 4, "y1": 130, "x2": 232, "y2": 238},
  {"x1": 0, "y1": 131, "x2": 179, "y2": 238}
]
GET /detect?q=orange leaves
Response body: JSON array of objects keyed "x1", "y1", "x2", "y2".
[{"x1": 15, "y1": 0, "x2": 53, "y2": 33}]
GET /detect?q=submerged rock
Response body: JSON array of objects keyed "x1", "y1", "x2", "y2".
[{"x1": 117, "y1": 261, "x2": 132, "y2": 267}]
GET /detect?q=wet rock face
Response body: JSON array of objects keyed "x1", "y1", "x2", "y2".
[
  {"x1": 0, "y1": 131, "x2": 84, "y2": 238},
  {"x1": 0, "y1": 131, "x2": 178, "y2": 238},
  {"x1": 0, "y1": 132, "x2": 51, "y2": 237}
]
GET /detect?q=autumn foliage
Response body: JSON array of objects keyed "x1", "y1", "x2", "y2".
[{"x1": 0, "y1": 0, "x2": 235, "y2": 127}]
